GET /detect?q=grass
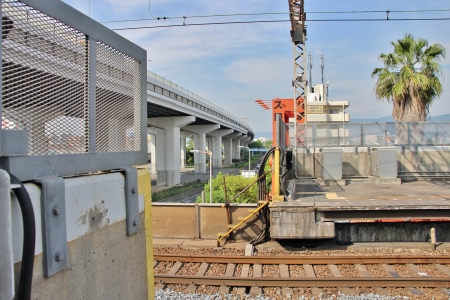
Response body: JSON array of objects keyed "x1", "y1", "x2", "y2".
[
  {"x1": 227, "y1": 156, "x2": 260, "y2": 169},
  {"x1": 152, "y1": 179, "x2": 207, "y2": 202}
]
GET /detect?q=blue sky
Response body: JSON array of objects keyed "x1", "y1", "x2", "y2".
[{"x1": 63, "y1": 0, "x2": 450, "y2": 132}]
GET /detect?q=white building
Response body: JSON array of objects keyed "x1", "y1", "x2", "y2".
[
  {"x1": 288, "y1": 83, "x2": 351, "y2": 146},
  {"x1": 306, "y1": 84, "x2": 350, "y2": 123}
]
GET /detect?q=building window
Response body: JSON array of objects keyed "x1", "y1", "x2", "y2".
[
  {"x1": 307, "y1": 106, "x2": 325, "y2": 114},
  {"x1": 328, "y1": 108, "x2": 340, "y2": 114}
]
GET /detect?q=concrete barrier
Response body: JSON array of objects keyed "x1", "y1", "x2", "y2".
[
  {"x1": 152, "y1": 203, "x2": 263, "y2": 240},
  {"x1": 11, "y1": 171, "x2": 152, "y2": 299},
  {"x1": 293, "y1": 146, "x2": 450, "y2": 179}
]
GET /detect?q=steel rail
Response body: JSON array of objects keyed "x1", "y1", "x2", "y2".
[
  {"x1": 154, "y1": 254, "x2": 450, "y2": 264},
  {"x1": 154, "y1": 274, "x2": 450, "y2": 288}
]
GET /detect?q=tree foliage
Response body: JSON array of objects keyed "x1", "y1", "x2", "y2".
[
  {"x1": 196, "y1": 172, "x2": 258, "y2": 204},
  {"x1": 186, "y1": 138, "x2": 194, "y2": 165},
  {"x1": 262, "y1": 140, "x2": 273, "y2": 148},
  {"x1": 248, "y1": 140, "x2": 264, "y2": 148},
  {"x1": 371, "y1": 33, "x2": 446, "y2": 122}
]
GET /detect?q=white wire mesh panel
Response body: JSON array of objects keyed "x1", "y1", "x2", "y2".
[
  {"x1": 95, "y1": 41, "x2": 141, "y2": 152},
  {"x1": 2, "y1": 0, "x2": 89, "y2": 155}
]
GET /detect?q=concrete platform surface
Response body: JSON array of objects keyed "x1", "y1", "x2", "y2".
[{"x1": 289, "y1": 180, "x2": 450, "y2": 209}]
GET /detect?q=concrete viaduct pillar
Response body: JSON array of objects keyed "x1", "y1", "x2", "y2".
[
  {"x1": 233, "y1": 135, "x2": 248, "y2": 160},
  {"x1": 146, "y1": 129, "x2": 157, "y2": 175},
  {"x1": 148, "y1": 116, "x2": 195, "y2": 186},
  {"x1": 184, "y1": 124, "x2": 220, "y2": 173},
  {"x1": 223, "y1": 132, "x2": 242, "y2": 166},
  {"x1": 209, "y1": 129, "x2": 233, "y2": 168},
  {"x1": 180, "y1": 131, "x2": 192, "y2": 168},
  {"x1": 241, "y1": 137, "x2": 251, "y2": 146}
]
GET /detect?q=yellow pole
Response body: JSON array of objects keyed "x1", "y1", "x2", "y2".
[
  {"x1": 272, "y1": 147, "x2": 284, "y2": 202},
  {"x1": 138, "y1": 168, "x2": 154, "y2": 299}
]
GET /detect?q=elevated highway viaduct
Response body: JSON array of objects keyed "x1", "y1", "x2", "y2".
[{"x1": 146, "y1": 71, "x2": 254, "y2": 186}]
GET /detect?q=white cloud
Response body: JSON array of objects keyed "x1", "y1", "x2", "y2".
[{"x1": 223, "y1": 56, "x2": 290, "y2": 84}]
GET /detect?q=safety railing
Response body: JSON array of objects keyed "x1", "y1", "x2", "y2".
[
  {"x1": 1, "y1": 0, "x2": 147, "y2": 180},
  {"x1": 147, "y1": 70, "x2": 253, "y2": 133},
  {"x1": 287, "y1": 122, "x2": 450, "y2": 147}
]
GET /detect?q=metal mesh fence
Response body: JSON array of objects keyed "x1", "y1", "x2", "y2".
[
  {"x1": 2, "y1": 0, "x2": 89, "y2": 155},
  {"x1": 95, "y1": 41, "x2": 141, "y2": 152},
  {"x1": 2, "y1": 1, "x2": 143, "y2": 155}
]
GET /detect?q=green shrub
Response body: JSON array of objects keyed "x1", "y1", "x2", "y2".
[{"x1": 196, "y1": 172, "x2": 258, "y2": 204}]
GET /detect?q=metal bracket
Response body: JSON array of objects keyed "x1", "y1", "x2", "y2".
[
  {"x1": 35, "y1": 177, "x2": 68, "y2": 278},
  {"x1": 122, "y1": 167, "x2": 140, "y2": 236}
]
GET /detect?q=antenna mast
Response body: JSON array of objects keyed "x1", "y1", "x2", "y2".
[
  {"x1": 321, "y1": 55, "x2": 324, "y2": 84},
  {"x1": 308, "y1": 53, "x2": 313, "y2": 92}
]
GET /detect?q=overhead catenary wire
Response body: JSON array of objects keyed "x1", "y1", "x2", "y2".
[
  {"x1": 111, "y1": 17, "x2": 450, "y2": 31},
  {"x1": 101, "y1": 8, "x2": 450, "y2": 24}
]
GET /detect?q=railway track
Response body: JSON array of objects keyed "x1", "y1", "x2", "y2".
[{"x1": 154, "y1": 254, "x2": 450, "y2": 297}]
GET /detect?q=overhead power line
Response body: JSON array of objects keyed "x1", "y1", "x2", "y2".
[
  {"x1": 111, "y1": 17, "x2": 450, "y2": 31},
  {"x1": 102, "y1": 8, "x2": 450, "y2": 24},
  {"x1": 112, "y1": 20, "x2": 288, "y2": 30}
]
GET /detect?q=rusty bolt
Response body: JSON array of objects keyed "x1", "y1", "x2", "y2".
[
  {"x1": 52, "y1": 206, "x2": 61, "y2": 216},
  {"x1": 54, "y1": 251, "x2": 63, "y2": 262}
]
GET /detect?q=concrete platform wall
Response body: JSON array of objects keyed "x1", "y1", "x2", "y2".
[
  {"x1": 152, "y1": 203, "x2": 262, "y2": 240},
  {"x1": 335, "y1": 222, "x2": 450, "y2": 243},
  {"x1": 10, "y1": 171, "x2": 151, "y2": 300},
  {"x1": 398, "y1": 146, "x2": 450, "y2": 173},
  {"x1": 293, "y1": 147, "x2": 450, "y2": 178}
]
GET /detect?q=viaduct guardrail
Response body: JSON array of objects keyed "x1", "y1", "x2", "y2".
[{"x1": 148, "y1": 71, "x2": 253, "y2": 135}]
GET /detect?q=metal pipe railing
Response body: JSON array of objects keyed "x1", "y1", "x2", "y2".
[{"x1": 286, "y1": 122, "x2": 450, "y2": 147}]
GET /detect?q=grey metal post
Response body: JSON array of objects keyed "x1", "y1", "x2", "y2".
[
  {"x1": 435, "y1": 123, "x2": 439, "y2": 145},
  {"x1": 0, "y1": 170, "x2": 14, "y2": 300},
  {"x1": 140, "y1": 59, "x2": 148, "y2": 157},
  {"x1": 360, "y1": 123, "x2": 364, "y2": 146},
  {"x1": 312, "y1": 124, "x2": 317, "y2": 148},
  {"x1": 407, "y1": 122, "x2": 412, "y2": 146},
  {"x1": 384, "y1": 123, "x2": 388, "y2": 145},
  {"x1": 88, "y1": 37, "x2": 96, "y2": 153},
  {"x1": 0, "y1": 1, "x2": 3, "y2": 149}
]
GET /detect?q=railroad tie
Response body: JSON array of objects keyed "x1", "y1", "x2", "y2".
[
  {"x1": 435, "y1": 264, "x2": 450, "y2": 276},
  {"x1": 355, "y1": 264, "x2": 371, "y2": 278},
  {"x1": 279, "y1": 264, "x2": 294, "y2": 296},
  {"x1": 303, "y1": 264, "x2": 322, "y2": 295},
  {"x1": 355, "y1": 264, "x2": 388, "y2": 295},
  {"x1": 328, "y1": 264, "x2": 357, "y2": 296},
  {"x1": 167, "y1": 262, "x2": 183, "y2": 275},
  {"x1": 407, "y1": 264, "x2": 430, "y2": 277},
  {"x1": 237, "y1": 245, "x2": 253, "y2": 296},
  {"x1": 249, "y1": 264, "x2": 262, "y2": 296},
  {"x1": 236, "y1": 264, "x2": 251, "y2": 296},
  {"x1": 407, "y1": 264, "x2": 429, "y2": 296},
  {"x1": 155, "y1": 261, "x2": 182, "y2": 291},
  {"x1": 218, "y1": 263, "x2": 236, "y2": 295},
  {"x1": 185, "y1": 262, "x2": 209, "y2": 294},
  {"x1": 383, "y1": 264, "x2": 424, "y2": 296}
]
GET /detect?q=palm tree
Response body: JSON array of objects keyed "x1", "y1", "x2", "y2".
[{"x1": 372, "y1": 33, "x2": 446, "y2": 122}]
